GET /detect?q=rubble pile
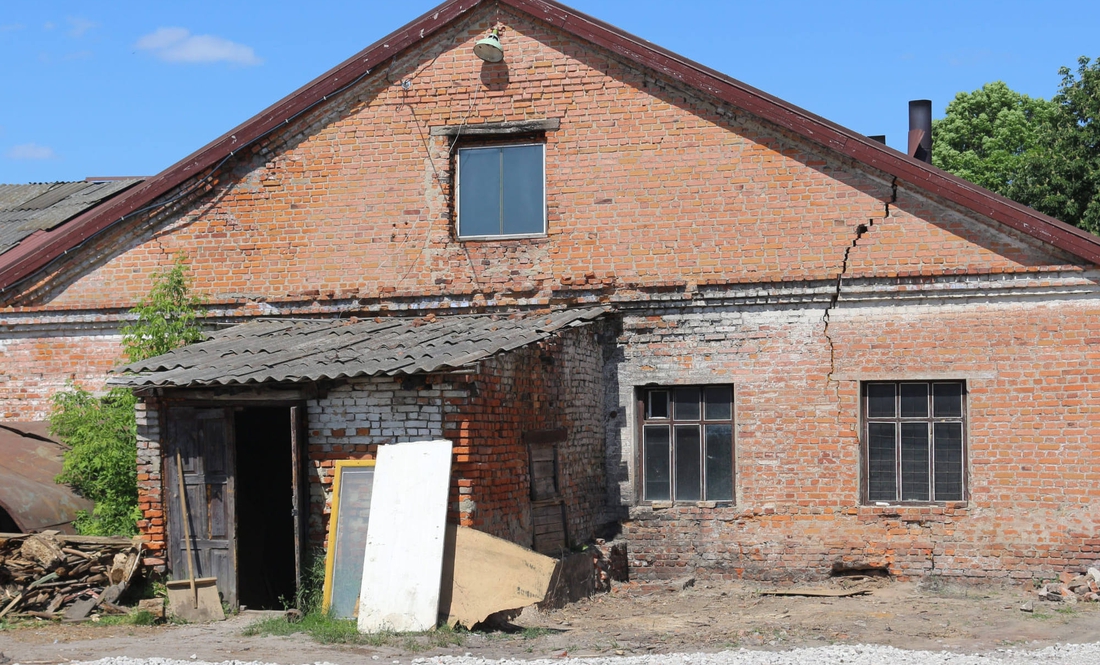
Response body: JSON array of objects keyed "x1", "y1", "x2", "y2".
[
  {"x1": 1036, "y1": 567, "x2": 1100, "y2": 604},
  {"x1": 0, "y1": 531, "x2": 143, "y2": 621}
]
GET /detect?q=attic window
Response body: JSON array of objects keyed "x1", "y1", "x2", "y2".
[
  {"x1": 432, "y1": 119, "x2": 558, "y2": 240},
  {"x1": 456, "y1": 144, "x2": 545, "y2": 238}
]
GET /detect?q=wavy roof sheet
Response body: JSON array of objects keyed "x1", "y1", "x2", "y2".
[{"x1": 110, "y1": 307, "x2": 608, "y2": 388}]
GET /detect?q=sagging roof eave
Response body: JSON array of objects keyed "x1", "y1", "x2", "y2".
[
  {"x1": 0, "y1": 0, "x2": 1096, "y2": 297},
  {"x1": 110, "y1": 363, "x2": 476, "y2": 389}
]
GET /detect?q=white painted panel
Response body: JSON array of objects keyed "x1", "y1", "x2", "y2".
[{"x1": 357, "y1": 439, "x2": 453, "y2": 633}]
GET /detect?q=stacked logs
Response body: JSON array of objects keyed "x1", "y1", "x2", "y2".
[{"x1": 0, "y1": 531, "x2": 143, "y2": 621}]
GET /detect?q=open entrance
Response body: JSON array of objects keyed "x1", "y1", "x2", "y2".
[
  {"x1": 0, "y1": 505, "x2": 19, "y2": 533},
  {"x1": 235, "y1": 407, "x2": 297, "y2": 609}
]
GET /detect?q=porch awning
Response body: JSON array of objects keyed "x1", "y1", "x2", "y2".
[{"x1": 108, "y1": 307, "x2": 608, "y2": 388}]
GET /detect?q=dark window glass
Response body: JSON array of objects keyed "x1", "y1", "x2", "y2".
[
  {"x1": 900, "y1": 383, "x2": 928, "y2": 418},
  {"x1": 867, "y1": 422, "x2": 897, "y2": 502},
  {"x1": 643, "y1": 425, "x2": 670, "y2": 501},
  {"x1": 673, "y1": 426, "x2": 701, "y2": 501},
  {"x1": 704, "y1": 386, "x2": 733, "y2": 420},
  {"x1": 867, "y1": 383, "x2": 896, "y2": 418},
  {"x1": 865, "y1": 381, "x2": 965, "y2": 504},
  {"x1": 647, "y1": 391, "x2": 669, "y2": 419},
  {"x1": 933, "y1": 383, "x2": 963, "y2": 418},
  {"x1": 673, "y1": 387, "x2": 701, "y2": 420},
  {"x1": 933, "y1": 423, "x2": 964, "y2": 501},
  {"x1": 642, "y1": 386, "x2": 733, "y2": 502},
  {"x1": 458, "y1": 144, "x2": 544, "y2": 237},
  {"x1": 458, "y1": 148, "x2": 501, "y2": 237},
  {"x1": 502, "y1": 145, "x2": 544, "y2": 234},
  {"x1": 900, "y1": 423, "x2": 930, "y2": 501},
  {"x1": 704, "y1": 424, "x2": 734, "y2": 501}
]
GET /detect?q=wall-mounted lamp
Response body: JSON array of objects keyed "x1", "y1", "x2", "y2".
[{"x1": 473, "y1": 28, "x2": 504, "y2": 63}]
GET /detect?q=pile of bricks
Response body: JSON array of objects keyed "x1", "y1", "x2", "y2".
[{"x1": 1036, "y1": 568, "x2": 1100, "y2": 604}]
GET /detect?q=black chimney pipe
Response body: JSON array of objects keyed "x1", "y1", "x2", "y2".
[{"x1": 908, "y1": 100, "x2": 932, "y2": 164}]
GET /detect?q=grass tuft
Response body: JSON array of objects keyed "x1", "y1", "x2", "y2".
[{"x1": 242, "y1": 612, "x2": 465, "y2": 648}]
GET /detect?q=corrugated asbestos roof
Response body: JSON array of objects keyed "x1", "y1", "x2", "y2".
[
  {"x1": 0, "y1": 179, "x2": 142, "y2": 255},
  {"x1": 109, "y1": 307, "x2": 608, "y2": 388}
]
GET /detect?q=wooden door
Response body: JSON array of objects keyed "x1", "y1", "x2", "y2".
[
  {"x1": 166, "y1": 407, "x2": 237, "y2": 607},
  {"x1": 525, "y1": 429, "x2": 568, "y2": 554}
]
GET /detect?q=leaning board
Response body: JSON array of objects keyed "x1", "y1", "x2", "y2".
[
  {"x1": 321, "y1": 460, "x2": 376, "y2": 619},
  {"x1": 357, "y1": 439, "x2": 452, "y2": 633}
]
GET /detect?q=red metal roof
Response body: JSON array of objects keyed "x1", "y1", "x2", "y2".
[{"x1": 0, "y1": 0, "x2": 1096, "y2": 295}]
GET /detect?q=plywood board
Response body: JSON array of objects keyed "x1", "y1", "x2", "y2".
[
  {"x1": 439, "y1": 524, "x2": 558, "y2": 628},
  {"x1": 321, "y1": 460, "x2": 375, "y2": 619},
  {"x1": 357, "y1": 440, "x2": 452, "y2": 633}
]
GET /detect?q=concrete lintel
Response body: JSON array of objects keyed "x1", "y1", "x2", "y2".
[{"x1": 430, "y1": 118, "x2": 561, "y2": 137}]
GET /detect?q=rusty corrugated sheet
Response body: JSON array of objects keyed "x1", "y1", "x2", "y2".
[{"x1": 0, "y1": 422, "x2": 93, "y2": 533}]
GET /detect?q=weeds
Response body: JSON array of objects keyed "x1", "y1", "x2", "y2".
[
  {"x1": 95, "y1": 610, "x2": 157, "y2": 626},
  {"x1": 522, "y1": 626, "x2": 553, "y2": 639},
  {"x1": 242, "y1": 612, "x2": 466, "y2": 649}
]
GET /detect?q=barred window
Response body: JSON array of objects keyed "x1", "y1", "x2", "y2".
[
  {"x1": 863, "y1": 381, "x2": 966, "y2": 503},
  {"x1": 640, "y1": 386, "x2": 734, "y2": 502}
]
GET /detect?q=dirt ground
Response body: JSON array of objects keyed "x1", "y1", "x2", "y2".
[{"x1": 2, "y1": 578, "x2": 1099, "y2": 664}]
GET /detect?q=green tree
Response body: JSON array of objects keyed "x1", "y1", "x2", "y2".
[
  {"x1": 932, "y1": 81, "x2": 1055, "y2": 194},
  {"x1": 120, "y1": 255, "x2": 205, "y2": 363},
  {"x1": 1011, "y1": 57, "x2": 1100, "y2": 234},
  {"x1": 51, "y1": 256, "x2": 204, "y2": 536},
  {"x1": 50, "y1": 385, "x2": 140, "y2": 536}
]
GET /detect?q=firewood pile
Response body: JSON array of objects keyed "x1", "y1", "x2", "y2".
[
  {"x1": 1036, "y1": 567, "x2": 1100, "y2": 604},
  {"x1": 0, "y1": 531, "x2": 143, "y2": 621}
]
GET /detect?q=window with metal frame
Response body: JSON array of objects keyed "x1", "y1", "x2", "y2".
[
  {"x1": 640, "y1": 385, "x2": 734, "y2": 502},
  {"x1": 457, "y1": 143, "x2": 545, "y2": 238},
  {"x1": 863, "y1": 381, "x2": 966, "y2": 503}
]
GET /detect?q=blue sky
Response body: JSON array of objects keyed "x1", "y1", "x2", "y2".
[{"x1": 2, "y1": 1, "x2": 1097, "y2": 183}]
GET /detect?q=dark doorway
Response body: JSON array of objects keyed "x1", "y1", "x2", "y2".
[
  {"x1": 235, "y1": 407, "x2": 296, "y2": 609},
  {"x1": 0, "y1": 505, "x2": 20, "y2": 533}
]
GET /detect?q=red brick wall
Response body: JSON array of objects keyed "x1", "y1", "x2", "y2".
[
  {"x1": 618, "y1": 298, "x2": 1100, "y2": 582},
  {"x1": 446, "y1": 324, "x2": 608, "y2": 547},
  {"x1": 4, "y1": 2, "x2": 1099, "y2": 583},
  {"x1": 0, "y1": 331, "x2": 123, "y2": 420}
]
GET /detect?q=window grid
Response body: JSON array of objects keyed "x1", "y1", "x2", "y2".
[
  {"x1": 863, "y1": 381, "x2": 967, "y2": 504},
  {"x1": 640, "y1": 386, "x2": 734, "y2": 503}
]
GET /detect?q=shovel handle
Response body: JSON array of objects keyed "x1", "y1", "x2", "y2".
[{"x1": 176, "y1": 451, "x2": 199, "y2": 608}]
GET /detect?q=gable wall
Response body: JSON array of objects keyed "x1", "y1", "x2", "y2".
[{"x1": 9, "y1": 4, "x2": 1079, "y2": 317}]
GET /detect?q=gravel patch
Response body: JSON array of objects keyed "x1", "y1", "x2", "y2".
[{"x1": 62, "y1": 642, "x2": 1100, "y2": 665}]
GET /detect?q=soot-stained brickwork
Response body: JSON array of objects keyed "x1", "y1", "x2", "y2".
[{"x1": 5, "y1": 0, "x2": 1100, "y2": 585}]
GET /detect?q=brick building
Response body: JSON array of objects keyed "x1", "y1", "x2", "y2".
[{"x1": 1, "y1": 0, "x2": 1098, "y2": 605}]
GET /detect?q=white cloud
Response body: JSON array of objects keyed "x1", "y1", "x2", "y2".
[
  {"x1": 0, "y1": 23, "x2": 25, "y2": 33},
  {"x1": 6, "y1": 143, "x2": 57, "y2": 160},
  {"x1": 67, "y1": 16, "x2": 98, "y2": 38},
  {"x1": 135, "y1": 27, "x2": 261, "y2": 66}
]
